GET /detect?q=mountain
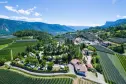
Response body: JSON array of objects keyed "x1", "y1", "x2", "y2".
[
  {"x1": 0, "y1": 18, "x2": 74, "y2": 35},
  {"x1": 69, "y1": 26, "x2": 90, "y2": 30},
  {"x1": 102, "y1": 19, "x2": 126, "y2": 28}
]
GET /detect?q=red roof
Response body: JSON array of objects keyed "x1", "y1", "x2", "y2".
[
  {"x1": 71, "y1": 59, "x2": 80, "y2": 65},
  {"x1": 71, "y1": 59, "x2": 87, "y2": 72},
  {"x1": 86, "y1": 64, "x2": 93, "y2": 68}
]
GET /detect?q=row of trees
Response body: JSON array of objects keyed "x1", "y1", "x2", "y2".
[{"x1": 109, "y1": 44, "x2": 124, "y2": 54}]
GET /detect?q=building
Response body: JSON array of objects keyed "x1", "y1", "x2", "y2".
[{"x1": 71, "y1": 59, "x2": 87, "y2": 76}]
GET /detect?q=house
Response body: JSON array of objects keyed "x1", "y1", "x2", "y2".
[{"x1": 71, "y1": 59, "x2": 87, "y2": 76}]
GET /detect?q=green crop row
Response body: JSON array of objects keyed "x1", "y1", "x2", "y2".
[
  {"x1": 0, "y1": 69, "x2": 73, "y2": 84},
  {"x1": 97, "y1": 51, "x2": 126, "y2": 84}
]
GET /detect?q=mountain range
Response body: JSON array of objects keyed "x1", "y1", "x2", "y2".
[
  {"x1": 102, "y1": 19, "x2": 126, "y2": 28},
  {"x1": 1, "y1": 18, "x2": 126, "y2": 35},
  {"x1": 0, "y1": 18, "x2": 74, "y2": 35},
  {"x1": 69, "y1": 26, "x2": 90, "y2": 30}
]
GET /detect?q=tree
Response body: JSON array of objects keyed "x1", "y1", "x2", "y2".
[
  {"x1": 0, "y1": 59, "x2": 6, "y2": 66},
  {"x1": 75, "y1": 46, "x2": 83, "y2": 59},
  {"x1": 80, "y1": 43, "x2": 86, "y2": 50},
  {"x1": 25, "y1": 57, "x2": 38, "y2": 66},
  {"x1": 47, "y1": 62, "x2": 54, "y2": 71},
  {"x1": 26, "y1": 46, "x2": 33, "y2": 52},
  {"x1": 41, "y1": 60, "x2": 46, "y2": 68},
  {"x1": 55, "y1": 56, "x2": 61, "y2": 64},
  {"x1": 96, "y1": 64, "x2": 102, "y2": 73},
  {"x1": 62, "y1": 54, "x2": 68, "y2": 63}
]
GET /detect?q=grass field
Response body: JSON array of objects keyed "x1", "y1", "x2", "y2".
[
  {"x1": 0, "y1": 41, "x2": 37, "y2": 61},
  {"x1": 0, "y1": 69, "x2": 73, "y2": 84}
]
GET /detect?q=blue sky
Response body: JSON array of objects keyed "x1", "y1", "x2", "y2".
[{"x1": 0, "y1": 0, "x2": 125, "y2": 26}]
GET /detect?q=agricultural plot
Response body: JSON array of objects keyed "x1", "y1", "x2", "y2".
[
  {"x1": 0, "y1": 49, "x2": 11, "y2": 61},
  {"x1": 0, "y1": 44, "x2": 8, "y2": 50},
  {"x1": 97, "y1": 51, "x2": 126, "y2": 84},
  {"x1": 5, "y1": 42, "x2": 37, "y2": 58},
  {"x1": 109, "y1": 38, "x2": 126, "y2": 44},
  {"x1": 107, "y1": 54, "x2": 126, "y2": 81},
  {"x1": 0, "y1": 38, "x2": 13, "y2": 45},
  {"x1": 0, "y1": 69, "x2": 73, "y2": 84},
  {"x1": 0, "y1": 41, "x2": 37, "y2": 60},
  {"x1": 92, "y1": 45, "x2": 115, "y2": 54},
  {"x1": 117, "y1": 55, "x2": 126, "y2": 73}
]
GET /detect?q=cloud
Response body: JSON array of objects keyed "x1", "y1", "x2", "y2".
[
  {"x1": 0, "y1": 14, "x2": 43, "y2": 22},
  {"x1": 0, "y1": 1, "x2": 8, "y2": 4},
  {"x1": 5, "y1": 6, "x2": 37, "y2": 15},
  {"x1": 5, "y1": 6, "x2": 18, "y2": 13},
  {"x1": 0, "y1": 15, "x2": 9, "y2": 19},
  {"x1": 116, "y1": 15, "x2": 126, "y2": 18},
  {"x1": 34, "y1": 12, "x2": 41, "y2": 16}
]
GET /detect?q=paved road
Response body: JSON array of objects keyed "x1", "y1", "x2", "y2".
[
  {"x1": 11, "y1": 65, "x2": 74, "y2": 76},
  {"x1": 8, "y1": 63, "x2": 106, "y2": 84}
]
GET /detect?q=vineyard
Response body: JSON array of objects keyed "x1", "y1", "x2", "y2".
[
  {"x1": 0, "y1": 49, "x2": 11, "y2": 61},
  {"x1": 0, "y1": 69, "x2": 73, "y2": 84},
  {"x1": 109, "y1": 38, "x2": 126, "y2": 44},
  {"x1": 0, "y1": 41, "x2": 37, "y2": 60},
  {"x1": 92, "y1": 45, "x2": 115, "y2": 54},
  {"x1": 97, "y1": 51, "x2": 126, "y2": 84},
  {"x1": 117, "y1": 55, "x2": 126, "y2": 72},
  {"x1": 107, "y1": 54, "x2": 126, "y2": 80},
  {"x1": 0, "y1": 38, "x2": 13, "y2": 45}
]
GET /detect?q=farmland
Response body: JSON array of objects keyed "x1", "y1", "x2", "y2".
[
  {"x1": 92, "y1": 45, "x2": 115, "y2": 54},
  {"x1": 0, "y1": 69, "x2": 73, "y2": 84},
  {"x1": 109, "y1": 38, "x2": 126, "y2": 44},
  {"x1": 117, "y1": 55, "x2": 126, "y2": 73},
  {"x1": 0, "y1": 38, "x2": 13, "y2": 45},
  {"x1": 97, "y1": 51, "x2": 126, "y2": 84},
  {"x1": 0, "y1": 49, "x2": 11, "y2": 61},
  {"x1": 0, "y1": 41, "x2": 37, "y2": 61}
]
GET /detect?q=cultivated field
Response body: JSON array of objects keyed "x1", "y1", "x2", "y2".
[
  {"x1": 0, "y1": 49, "x2": 11, "y2": 61},
  {"x1": 0, "y1": 69, "x2": 73, "y2": 84},
  {"x1": 0, "y1": 41, "x2": 37, "y2": 61},
  {"x1": 92, "y1": 45, "x2": 115, "y2": 54},
  {"x1": 97, "y1": 51, "x2": 126, "y2": 84},
  {"x1": 117, "y1": 55, "x2": 126, "y2": 72},
  {"x1": 109, "y1": 38, "x2": 126, "y2": 44},
  {"x1": 0, "y1": 38, "x2": 13, "y2": 45}
]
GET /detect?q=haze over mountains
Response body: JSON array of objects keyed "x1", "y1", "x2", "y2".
[
  {"x1": 0, "y1": 18, "x2": 126, "y2": 35},
  {"x1": 0, "y1": 18, "x2": 74, "y2": 35}
]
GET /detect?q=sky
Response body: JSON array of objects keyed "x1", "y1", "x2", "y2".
[{"x1": 0, "y1": 0, "x2": 126, "y2": 26}]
